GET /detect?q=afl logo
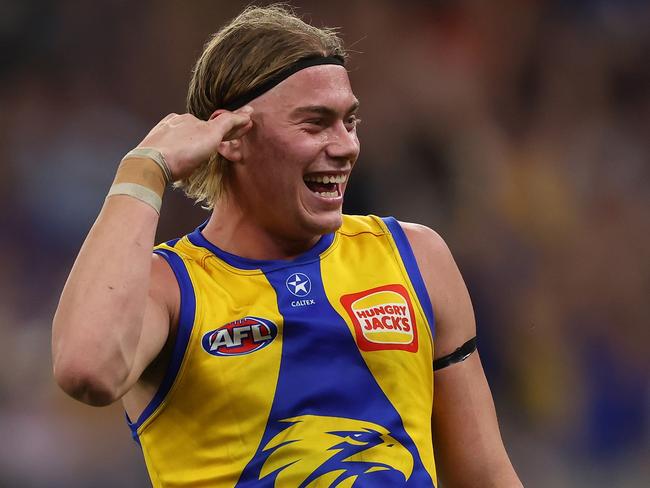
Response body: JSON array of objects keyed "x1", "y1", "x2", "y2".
[
  {"x1": 202, "y1": 317, "x2": 278, "y2": 357},
  {"x1": 286, "y1": 273, "x2": 311, "y2": 297}
]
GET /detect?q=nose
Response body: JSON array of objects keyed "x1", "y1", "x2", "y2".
[{"x1": 325, "y1": 121, "x2": 360, "y2": 164}]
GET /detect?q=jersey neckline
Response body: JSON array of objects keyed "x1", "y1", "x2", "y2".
[{"x1": 186, "y1": 221, "x2": 336, "y2": 271}]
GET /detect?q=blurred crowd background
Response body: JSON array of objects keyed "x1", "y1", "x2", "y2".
[{"x1": 0, "y1": 0, "x2": 648, "y2": 486}]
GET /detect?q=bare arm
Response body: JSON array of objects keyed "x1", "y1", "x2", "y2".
[
  {"x1": 403, "y1": 223, "x2": 522, "y2": 488},
  {"x1": 52, "y1": 195, "x2": 163, "y2": 405},
  {"x1": 52, "y1": 108, "x2": 253, "y2": 406}
]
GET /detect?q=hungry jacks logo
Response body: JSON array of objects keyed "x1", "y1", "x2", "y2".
[{"x1": 341, "y1": 284, "x2": 418, "y2": 352}]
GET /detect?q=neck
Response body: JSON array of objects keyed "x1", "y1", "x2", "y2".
[{"x1": 203, "y1": 194, "x2": 321, "y2": 261}]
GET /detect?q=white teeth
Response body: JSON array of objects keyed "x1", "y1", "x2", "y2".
[
  {"x1": 304, "y1": 174, "x2": 348, "y2": 184},
  {"x1": 317, "y1": 191, "x2": 339, "y2": 198}
]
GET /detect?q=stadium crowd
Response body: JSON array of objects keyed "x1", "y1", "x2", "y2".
[{"x1": 0, "y1": 0, "x2": 648, "y2": 486}]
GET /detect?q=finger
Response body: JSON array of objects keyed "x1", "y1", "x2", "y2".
[
  {"x1": 208, "y1": 105, "x2": 253, "y2": 125},
  {"x1": 234, "y1": 105, "x2": 254, "y2": 115},
  {"x1": 224, "y1": 120, "x2": 253, "y2": 141},
  {"x1": 208, "y1": 105, "x2": 252, "y2": 121},
  {"x1": 211, "y1": 112, "x2": 253, "y2": 141}
]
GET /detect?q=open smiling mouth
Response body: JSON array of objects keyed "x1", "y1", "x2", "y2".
[{"x1": 303, "y1": 174, "x2": 347, "y2": 199}]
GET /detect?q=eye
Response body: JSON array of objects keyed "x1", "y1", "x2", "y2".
[
  {"x1": 300, "y1": 118, "x2": 327, "y2": 133},
  {"x1": 329, "y1": 429, "x2": 377, "y2": 444},
  {"x1": 305, "y1": 118, "x2": 326, "y2": 127},
  {"x1": 345, "y1": 115, "x2": 361, "y2": 131}
]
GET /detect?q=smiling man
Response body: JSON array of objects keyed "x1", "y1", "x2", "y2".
[{"x1": 52, "y1": 5, "x2": 522, "y2": 487}]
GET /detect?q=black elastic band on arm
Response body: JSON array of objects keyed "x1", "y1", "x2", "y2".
[
  {"x1": 433, "y1": 336, "x2": 477, "y2": 371},
  {"x1": 222, "y1": 55, "x2": 345, "y2": 111}
]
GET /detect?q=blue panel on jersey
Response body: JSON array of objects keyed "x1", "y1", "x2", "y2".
[
  {"x1": 381, "y1": 217, "x2": 436, "y2": 339},
  {"x1": 126, "y1": 248, "x2": 196, "y2": 441},
  {"x1": 166, "y1": 237, "x2": 181, "y2": 248},
  {"x1": 235, "y1": 259, "x2": 434, "y2": 487}
]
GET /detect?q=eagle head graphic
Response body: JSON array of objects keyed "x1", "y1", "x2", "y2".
[{"x1": 258, "y1": 415, "x2": 414, "y2": 487}]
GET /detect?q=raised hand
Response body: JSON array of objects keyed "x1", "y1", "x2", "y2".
[{"x1": 135, "y1": 106, "x2": 254, "y2": 181}]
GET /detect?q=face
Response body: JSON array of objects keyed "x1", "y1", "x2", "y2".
[{"x1": 234, "y1": 65, "x2": 361, "y2": 242}]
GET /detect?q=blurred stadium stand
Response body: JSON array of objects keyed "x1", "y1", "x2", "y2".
[{"x1": 0, "y1": 0, "x2": 648, "y2": 486}]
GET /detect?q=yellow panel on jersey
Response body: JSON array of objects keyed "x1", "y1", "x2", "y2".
[
  {"x1": 127, "y1": 215, "x2": 437, "y2": 487},
  {"x1": 323, "y1": 216, "x2": 436, "y2": 481}
]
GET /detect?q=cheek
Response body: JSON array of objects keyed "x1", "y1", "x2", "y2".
[
  {"x1": 265, "y1": 139, "x2": 321, "y2": 177},
  {"x1": 247, "y1": 127, "x2": 285, "y2": 163},
  {"x1": 243, "y1": 125, "x2": 323, "y2": 190},
  {"x1": 249, "y1": 125, "x2": 295, "y2": 164},
  {"x1": 351, "y1": 131, "x2": 361, "y2": 154}
]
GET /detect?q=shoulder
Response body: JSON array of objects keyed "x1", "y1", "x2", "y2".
[
  {"x1": 397, "y1": 220, "x2": 459, "y2": 303},
  {"x1": 399, "y1": 221, "x2": 455, "y2": 272},
  {"x1": 399, "y1": 221, "x2": 448, "y2": 251},
  {"x1": 397, "y1": 221, "x2": 476, "y2": 353},
  {"x1": 149, "y1": 251, "x2": 181, "y2": 328},
  {"x1": 151, "y1": 251, "x2": 179, "y2": 286}
]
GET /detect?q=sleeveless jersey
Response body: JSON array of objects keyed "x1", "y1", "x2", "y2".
[{"x1": 127, "y1": 215, "x2": 437, "y2": 487}]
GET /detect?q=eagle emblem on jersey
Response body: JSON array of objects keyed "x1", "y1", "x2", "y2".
[{"x1": 258, "y1": 415, "x2": 413, "y2": 486}]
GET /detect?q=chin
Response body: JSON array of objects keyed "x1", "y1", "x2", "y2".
[{"x1": 301, "y1": 210, "x2": 343, "y2": 237}]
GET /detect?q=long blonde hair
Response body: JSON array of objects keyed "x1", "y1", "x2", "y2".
[{"x1": 177, "y1": 4, "x2": 347, "y2": 208}]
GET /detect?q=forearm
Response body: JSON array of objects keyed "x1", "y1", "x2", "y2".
[
  {"x1": 433, "y1": 355, "x2": 522, "y2": 488},
  {"x1": 52, "y1": 194, "x2": 159, "y2": 405}
]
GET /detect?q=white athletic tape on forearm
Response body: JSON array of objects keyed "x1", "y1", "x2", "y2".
[
  {"x1": 122, "y1": 147, "x2": 173, "y2": 184},
  {"x1": 107, "y1": 182, "x2": 162, "y2": 214}
]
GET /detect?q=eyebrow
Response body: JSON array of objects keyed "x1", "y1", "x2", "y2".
[{"x1": 291, "y1": 100, "x2": 360, "y2": 118}]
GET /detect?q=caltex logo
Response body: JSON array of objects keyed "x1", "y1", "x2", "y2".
[{"x1": 286, "y1": 273, "x2": 311, "y2": 297}]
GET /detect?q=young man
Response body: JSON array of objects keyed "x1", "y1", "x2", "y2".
[{"x1": 52, "y1": 5, "x2": 522, "y2": 487}]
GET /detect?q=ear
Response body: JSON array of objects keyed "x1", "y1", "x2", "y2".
[
  {"x1": 209, "y1": 109, "x2": 244, "y2": 163},
  {"x1": 217, "y1": 139, "x2": 243, "y2": 163}
]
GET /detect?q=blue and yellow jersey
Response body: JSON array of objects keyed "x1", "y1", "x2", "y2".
[{"x1": 128, "y1": 215, "x2": 437, "y2": 487}]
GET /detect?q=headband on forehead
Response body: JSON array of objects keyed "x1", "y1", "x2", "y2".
[{"x1": 222, "y1": 55, "x2": 345, "y2": 111}]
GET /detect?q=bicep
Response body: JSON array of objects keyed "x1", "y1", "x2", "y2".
[
  {"x1": 124, "y1": 254, "x2": 178, "y2": 388},
  {"x1": 401, "y1": 222, "x2": 476, "y2": 357}
]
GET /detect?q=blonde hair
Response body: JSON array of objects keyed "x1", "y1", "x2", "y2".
[{"x1": 176, "y1": 4, "x2": 347, "y2": 208}]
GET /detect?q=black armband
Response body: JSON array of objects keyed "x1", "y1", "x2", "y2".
[{"x1": 433, "y1": 336, "x2": 477, "y2": 371}]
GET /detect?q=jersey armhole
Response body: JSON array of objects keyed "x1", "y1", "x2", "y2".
[
  {"x1": 380, "y1": 217, "x2": 436, "y2": 339},
  {"x1": 127, "y1": 247, "x2": 196, "y2": 443}
]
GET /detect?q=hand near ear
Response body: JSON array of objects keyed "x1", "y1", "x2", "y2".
[
  {"x1": 209, "y1": 107, "x2": 254, "y2": 163},
  {"x1": 135, "y1": 106, "x2": 254, "y2": 181}
]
